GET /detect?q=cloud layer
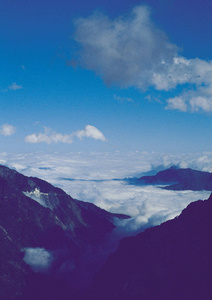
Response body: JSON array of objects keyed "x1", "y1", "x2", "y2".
[
  {"x1": 1, "y1": 151, "x2": 211, "y2": 234},
  {"x1": 73, "y1": 5, "x2": 212, "y2": 113},
  {"x1": 25, "y1": 125, "x2": 106, "y2": 144},
  {"x1": 0, "y1": 124, "x2": 16, "y2": 136}
]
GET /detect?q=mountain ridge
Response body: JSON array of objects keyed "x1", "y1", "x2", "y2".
[
  {"x1": 0, "y1": 165, "x2": 128, "y2": 299},
  {"x1": 137, "y1": 166, "x2": 212, "y2": 190},
  {"x1": 1, "y1": 164, "x2": 212, "y2": 299},
  {"x1": 89, "y1": 193, "x2": 212, "y2": 300}
]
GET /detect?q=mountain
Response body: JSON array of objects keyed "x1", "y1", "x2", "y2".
[
  {"x1": 89, "y1": 194, "x2": 212, "y2": 300},
  {"x1": 0, "y1": 165, "x2": 128, "y2": 299},
  {"x1": 138, "y1": 166, "x2": 212, "y2": 190}
]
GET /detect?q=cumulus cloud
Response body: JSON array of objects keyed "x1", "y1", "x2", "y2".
[
  {"x1": 25, "y1": 131, "x2": 73, "y2": 144},
  {"x1": 73, "y1": 5, "x2": 177, "y2": 90},
  {"x1": 73, "y1": 5, "x2": 212, "y2": 113},
  {"x1": 8, "y1": 82, "x2": 23, "y2": 90},
  {"x1": 0, "y1": 124, "x2": 16, "y2": 136},
  {"x1": 163, "y1": 57, "x2": 212, "y2": 112},
  {"x1": 165, "y1": 96, "x2": 188, "y2": 112},
  {"x1": 25, "y1": 125, "x2": 106, "y2": 144},
  {"x1": 73, "y1": 125, "x2": 106, "y2": 141},
  {"x1": 22, "y1": 247, "x2": 53, "y2": 272}
]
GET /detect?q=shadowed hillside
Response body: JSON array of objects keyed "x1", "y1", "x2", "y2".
[
  {"x1": 0, "y1": 165, "x2": 128, "y2": 299},
  {"x1": 89, "y1": 194, "x2": 212, "y2": 300}
]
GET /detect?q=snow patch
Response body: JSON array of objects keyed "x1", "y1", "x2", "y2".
[
  {"x1": 23, "y1": 188, "x2": 59, "y2": 210},
  {"x1": 23, "y1": 188, "x2": 48, "y2": 208}
]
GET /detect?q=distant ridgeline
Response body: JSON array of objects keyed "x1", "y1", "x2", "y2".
[{"x1": 128, "y1": 166, "x2": 212, "y2": 191}]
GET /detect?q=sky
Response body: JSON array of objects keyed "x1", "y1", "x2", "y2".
[
  {"x1": 1, "y1": 1, "x2": 212, "y2": 279},
  {"x1": 0, "y1": 0, "x2": 212, "y2": 153}
]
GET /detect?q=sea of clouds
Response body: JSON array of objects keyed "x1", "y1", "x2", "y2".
[{"x1": 1, "y1": 151, "x2": 211, "y2": 234}]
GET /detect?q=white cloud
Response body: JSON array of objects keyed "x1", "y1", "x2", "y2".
[
  {"x1": 61, "y1": 178, "x2": 209, "y2": 233},
  {"x1": 114, "y1": 94, "x2": 134, "y2": 103},
  {"x1": 166, "y1": 92, "x2": 212, "y2": 113},
  {"x1": 25, "y1": 132, "x2": 73, "y2": 144},
  {"x1": 8, "y1": 82, "x2": 23, "y2": 90},
  {"x1": 73, "y1": 5, "x2": 177, "y2": 90},
  {"x1": 73, "y1": 125, "x2": 106, "y2": 141},
  {"x1": 161, "y1": 57, "x2": 212, "y2": 113},
  {"x1": 25, "y1": 125, "x2": 106, "y2": 144},
  {"x1": 22, "y1": 247, "x2": 53, "y2": 272},
  {"x1": 0, "y1": 124, "x2": 16, "y2": 136},
  {"x1": 73, "y1": 5, "x2": 212, "y2": 113},
  {"x1": 166, "y1": 97, "x2": 188, "y2": 112}
]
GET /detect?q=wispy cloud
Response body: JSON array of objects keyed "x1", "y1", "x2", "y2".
[
  {"x1": 25, "y1": 125, "x2": 106, "y2": 144},
  {"x1": 114, "y1": 94, "x2": 134, "y2": 103},
  {"x1": 8, "y1": 82, "x2": 23, "y2": 90},
  {"x1": 73, "y1": 5, "x2": 212, "y2": 113},
  {"x1": 0, "y1": 124, "x2": 16, "y2": 136}
]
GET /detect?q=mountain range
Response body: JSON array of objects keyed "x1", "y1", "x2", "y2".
[
  {"x1": 1, "y1": 165, "x2": 212, "y2": 299},
  {"x1": 137, "y1": 166, "x2": 212, "y2": 190},
  {"x1": 0, "y1": 165, "x2": 128, "y2": 299}
]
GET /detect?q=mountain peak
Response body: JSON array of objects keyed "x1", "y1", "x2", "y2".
[
  {"x1": 0, "y1": 165, "x2": 126, "y2": 299},
  {"x1": 138, "y1": 167, "x2": 212, "y2": 191},
  {"x1": 169, "y1": 165, "x2": 179, "y2": 169}
]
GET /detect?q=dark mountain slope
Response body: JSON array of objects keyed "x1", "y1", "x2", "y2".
[
  {"x1": 138, "y1": 166, "x2": 212, "y2": 190},
  {"x1": 0, "y1": 165, "x2": 127, "y2": 299},
  {"x1": 90, "y1": 194, "x2": 212, "y2": 300}
]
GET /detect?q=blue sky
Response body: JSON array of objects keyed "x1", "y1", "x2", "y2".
[{"x1": 0, "y1": 0, "x2": 212, "y2": 153}]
